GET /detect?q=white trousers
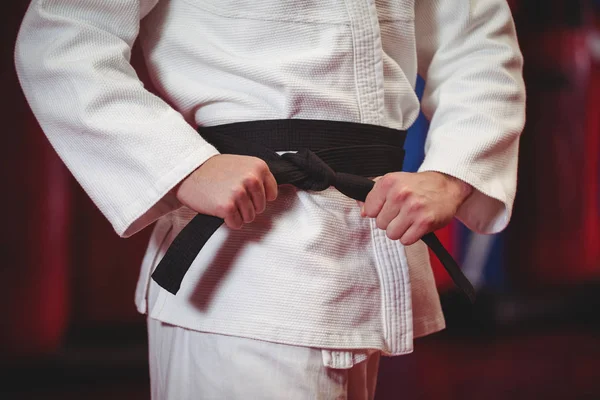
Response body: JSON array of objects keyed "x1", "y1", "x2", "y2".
[{"x1": 147, "y1": 317, "x2": 381, "y2": 400}]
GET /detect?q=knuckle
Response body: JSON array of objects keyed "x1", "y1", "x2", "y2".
[
  {"x1": 225, "y1": 203, "x2": 237, "y2": 216},
  {"x1": 232, "y1": 186, "x2": 247, "y2": 201},
  {"x1": 419, "y1": 213, "x2": 436, "y2": 228},
  {"x1": 217, "y1": 202, "x2": 237, "y2": 216},
  {"x1": 253, "y1": 159, "x2": 269, "y2": 174},
  {"x1": 243, "y1": 174, "x2": 261, "y2": 189},
  {"x1": 392, "y1": 187, "x2": 411, "y2": 203},
  {"x1": 408, "y1": 197, "x2": 425, "y2": 212},
  {"x1": 379, "y1": 174, "x2": 395, "y2": 189}
]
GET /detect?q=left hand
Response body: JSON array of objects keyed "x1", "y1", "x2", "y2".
[{"x1": 361, "y1": 171, "x2": 473, "y2": 245}]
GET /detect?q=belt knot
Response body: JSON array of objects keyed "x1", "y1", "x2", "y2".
[{"x1": 280, "y1": 149, "x2": 337, "y2": 191}]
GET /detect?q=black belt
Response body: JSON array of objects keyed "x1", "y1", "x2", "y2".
[{"x1": 151, "y1": 119, "x2": 476, "y2": 303}]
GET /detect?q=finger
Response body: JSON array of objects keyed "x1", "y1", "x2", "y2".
[
  {"x1": 264, "y1": 171, "x2": 278, "y2": 202},
  {"x1": 360, "y1": 176, "x2": 382, "y2": 215},
  {"x1": 384, "y1": 210, "x2": 413, "y2": 241},
  {"x1": 236, "y1": 192, "x2": 256, "y2": 223},
  {"x1": 399, "y1": 219, "x2": 432, "y2": 246},
  {"x1": 363, "y1": 177, "x2": 387, "y2": 218},
  {"x1": 224, "y1": 208, "x2": 244, "y2": 230},
  {"x1": 375, "y1": 196, "x2": 402, "y2": 231},
  {"x1": 246, "y1": 175, "x2": 267, "y2": 214}
]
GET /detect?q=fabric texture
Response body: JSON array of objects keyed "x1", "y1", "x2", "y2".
[
  {"x1": 147, "y1": 317, "x2": 381, "y2": 400},
  {"x1": 147, "y1": 278, "x2": 381, "y2": 400},
  {"x1": 15, "y1": 0, "x2": 526, "y2": 357},
  {"x1": 151, "y1": 119, "x2": 474, "y2": 303}
]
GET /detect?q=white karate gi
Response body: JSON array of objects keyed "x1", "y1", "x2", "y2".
[{"x1": 15, "y1": 0, "x2": 525, "y2": 398}]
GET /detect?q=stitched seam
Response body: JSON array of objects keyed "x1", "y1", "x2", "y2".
[
  {"x1": 389, "y1": 241, "x2": 407, "y2": 352},
  {"x1": 342, "y1": 0, "x2": 365, "y2": 123},
  {"x1": 356, "y1": 1, "x2": 372, "y2": 123},
  {"x1": 370, "y1": 220, "x2": 391, "y2": 348},
  {"x1": 115, "y1": 144, "x2": 218, "y2": 235},
  {"x1": 400, "y1": 245, "x2": 412, "y2": 352},
  {"x1": 367, "y1": 0, "x2": 385, "y2": 125},
  {"x1": 154, "y1": 308, "x2": 386, "y2": 343},
  {"x1": 383, "y1": 236, "x2": 399, "y2": 352}
]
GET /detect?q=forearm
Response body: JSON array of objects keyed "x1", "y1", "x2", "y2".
[
  {"x1": 15, "y1": 0, "x2": 220, "y2": 236},
  {"x1": 415, "y1": 0, "x2": 525, "y2": 233}
]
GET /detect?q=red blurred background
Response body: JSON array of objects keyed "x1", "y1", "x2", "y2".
[{"x1": 1, "y1": 1, "x2": 599, "y2": 399}]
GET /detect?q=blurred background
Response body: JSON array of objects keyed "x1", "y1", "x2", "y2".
[{"x1": 1, "y1": 1, "x2": 599, "y2": 399}]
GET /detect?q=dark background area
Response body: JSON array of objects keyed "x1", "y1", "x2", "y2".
[{"x1": 1, "y1": 1, "x2": 600, "y2": 399}]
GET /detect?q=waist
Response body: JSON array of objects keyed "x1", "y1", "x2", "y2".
[
  {"x1": 198, "y1": 119, "x2": 407, "y2": 178},
  {"x1": 151, "y1": 118, "x2": 475, "y2": 303}
]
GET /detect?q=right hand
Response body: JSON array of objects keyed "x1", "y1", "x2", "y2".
[{"x1": 175, "y1": 154, "x2": 278, "y2": 230}]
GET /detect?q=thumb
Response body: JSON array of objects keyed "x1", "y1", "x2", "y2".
[
  {"x1": 357, "y1": 200, "x2": 365, "y2": 214},
  {"x1": 362, "y1": 176, "x2": 386, "y2": 218}
]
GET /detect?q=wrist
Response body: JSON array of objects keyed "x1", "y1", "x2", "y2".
[
  {"x1": 175, "y1": 154, "x2": 221, "y2": 202},
  {"x1": 432, "y1": 171, "x2": 473, "y2": 205},
  {"x1": 174, "y1": 165, "x2": 201, "y2": 204},
  {"x1": 447, "y1": 174, "x2": 473, "y2": 205}
]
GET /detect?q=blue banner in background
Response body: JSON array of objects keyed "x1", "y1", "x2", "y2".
[
  {"x1": 406, "y1": 76, "x2": 506, "y2": 292},
  {"x1": 401, "y1": 77, "x2": 427, "y2": 173}
]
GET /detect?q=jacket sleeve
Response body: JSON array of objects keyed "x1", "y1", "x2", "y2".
[
  {"x1": 415, "y1": 0, "x2": 526, "y2": 234},
  {"x1": 15, "y1": 0, "x2": 220, "y2": 237}
]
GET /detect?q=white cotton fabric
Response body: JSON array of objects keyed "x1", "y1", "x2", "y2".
[
  {"x1": 147, "y1": 317, "x2": 381, "y2": 400},
  {"x1": 15, "y1": 0, "x2": 525, "y2": 358}
]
